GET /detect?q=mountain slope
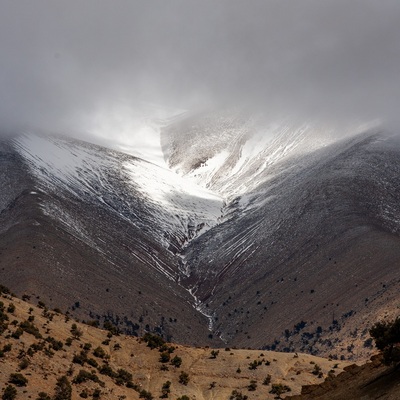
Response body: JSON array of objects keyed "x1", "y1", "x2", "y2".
[
  {"x1": 0, "y1": 111, "x2": 399, "y2": 358},
  {"x1": 0, "y1": 290, "x2": 350, "y2": 400}
]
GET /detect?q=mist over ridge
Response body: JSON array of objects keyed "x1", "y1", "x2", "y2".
[{"x1": 0, "y1": 0, "x2": 400, "y2": 142}]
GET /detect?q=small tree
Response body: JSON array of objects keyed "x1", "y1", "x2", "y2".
[{"x1": 370, "y1": 317, "x2": 400, "y2": 364}]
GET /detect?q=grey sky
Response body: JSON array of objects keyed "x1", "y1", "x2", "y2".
[{"x1": 1, "y1": 0, "x2": 400, "y2": 133}]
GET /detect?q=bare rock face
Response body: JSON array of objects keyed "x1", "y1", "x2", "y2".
[
  {"x1": 1, "y1": 112, "x2": 400, "y2": 358},
  {"x1": 288, "y1": 354, "x2": 400, "y2": 400}
]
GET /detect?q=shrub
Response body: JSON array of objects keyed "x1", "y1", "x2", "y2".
[
  {"x1": 46, "y1": 337, "x2": 63, "y2": 351},
  {"x1": 138, "y1": 389, "x2": 153, "y2": 399},
  {"x1": 179, "y1": 371, "x2": 189, "y2": 385},
  {"x1": 170, "y1": 355, "x2": 182, "y2": 368},
  {"x1": 115, "y1": 369, "x2": 132, "y2": 385},
  {"x1": 19, "y1": 357, "x2": 30, "y2": 370},
  {"x1": 269, "y1": 383, "x2": 291, "y2": 398},
  {"x1": 229, "y1": 390, "x2": 248, "y2": 400},
  {"x1": 263, "y1": 374, "x2": 271, "y2": 385},
  {"x1": 70, "y1": 324, "x2": 83, "y2": 339},
  {"x1": 72, "y1": 370, "x2": 99, "y2": 384},
  {"x1": 160, "y1": 380, "x2": 171, "y2": 398},
  {"x1": 312, "y1": 364, "x2": 323, "y2": 378},
  {"x1": 7, "y1": 304, "x2": 15, "y2": 314},
  {"x1": 11, "y1": 328, "x2": 23, "y2": 339},
  {"x1": 93, "y1": 346, "x2": 106, "y2": 359},
  {"x1": 142, "y1": 333, "x2": 165, "y2": 349},
  {"x1": 87, "y1": 358, "x2": 98, "y2": 368},
  {"x1": 370, "y1": 317, "x2": 400, "y2": 364},
  {"x1": 248, "y1": 380, "x2": 257, "y2": 391},
  {"x1": 159, "y1": 352, "x2": 170, "y2": 363},
  {"x1": 2, "y1": 385, "x2": 17, "y2": 400},
  {"x1": 72, "y1": 351, "x2": 88, "y2": 366},
  {"x1": 9, "y1": 373, "x2": 28, "y2": 387},
  {"x1": 98, "y1": 364, "x2": 116, "y2": 378},
  {"x1": 3, "y1": 344, "x2": 12, "y2": 353},
  {"x1": 210, "y1": 350, "x2": 219, "y2": 359},
  {"x1": 20, "y1": 320, "x2": 42, "y2": 338},
  {"x1": 54, "y1": 376, "x2": 72, "y2": 400},
  {"x1": 83, "y1": 343, "x2": 92, "y2": 351},
  {"x1": 36, "y1": 392, "x2": 51, "y2": 400}
]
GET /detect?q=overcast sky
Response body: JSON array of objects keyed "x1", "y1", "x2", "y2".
[{"x1": 1, "y1": 0, "x2": 400, "y2": 134}]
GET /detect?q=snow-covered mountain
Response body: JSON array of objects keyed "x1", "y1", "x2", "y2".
[{"x1": 1, "y1": 110, "x2": 400, "y2": 357}]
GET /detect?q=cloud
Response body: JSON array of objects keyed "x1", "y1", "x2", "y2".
[{"x1": 1, "y1": 0, "x2": 400, "y2": 135}]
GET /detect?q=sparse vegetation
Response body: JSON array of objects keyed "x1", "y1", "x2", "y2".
[
  {"x1": 248, "y1": 380, "x2": 257, "y2": 391},
  {"x1": 229, "y1": 390, "x2": 248, "y2": 400},
  {"x1": 269, "y1": 383, "x2": 291, "y2": 398},
  {"x1": 0, "y1": 291, "x2": 350, "y2": 399}
]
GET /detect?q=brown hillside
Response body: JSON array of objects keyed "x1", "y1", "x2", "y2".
[{"x1": 0, "y1": 290, "x2": 349, "y2": 399}]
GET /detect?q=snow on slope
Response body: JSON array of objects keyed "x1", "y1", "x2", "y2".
[
  {"x1": 13, "y1": 133, "x2": 223, "y2": 253},
  {"x1": 163, "y1": 113, "x2": 376, "y2": 206}
]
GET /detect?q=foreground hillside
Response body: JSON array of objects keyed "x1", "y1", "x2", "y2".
[{"x1": 0, "y1": 289, "x2": 349, "y2": 399}]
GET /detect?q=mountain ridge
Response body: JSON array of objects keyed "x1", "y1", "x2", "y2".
[{"x1": 0, "y1": 113, "x2": 399, "y2": 359}]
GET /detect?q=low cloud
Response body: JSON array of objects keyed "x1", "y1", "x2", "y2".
[{"x1": 1, "y1": 1, "x2": 400, "y2": 135}]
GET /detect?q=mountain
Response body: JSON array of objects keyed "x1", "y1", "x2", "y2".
[{"x1": 0, "y1": 110, "x2": 400, "y2": 358}]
